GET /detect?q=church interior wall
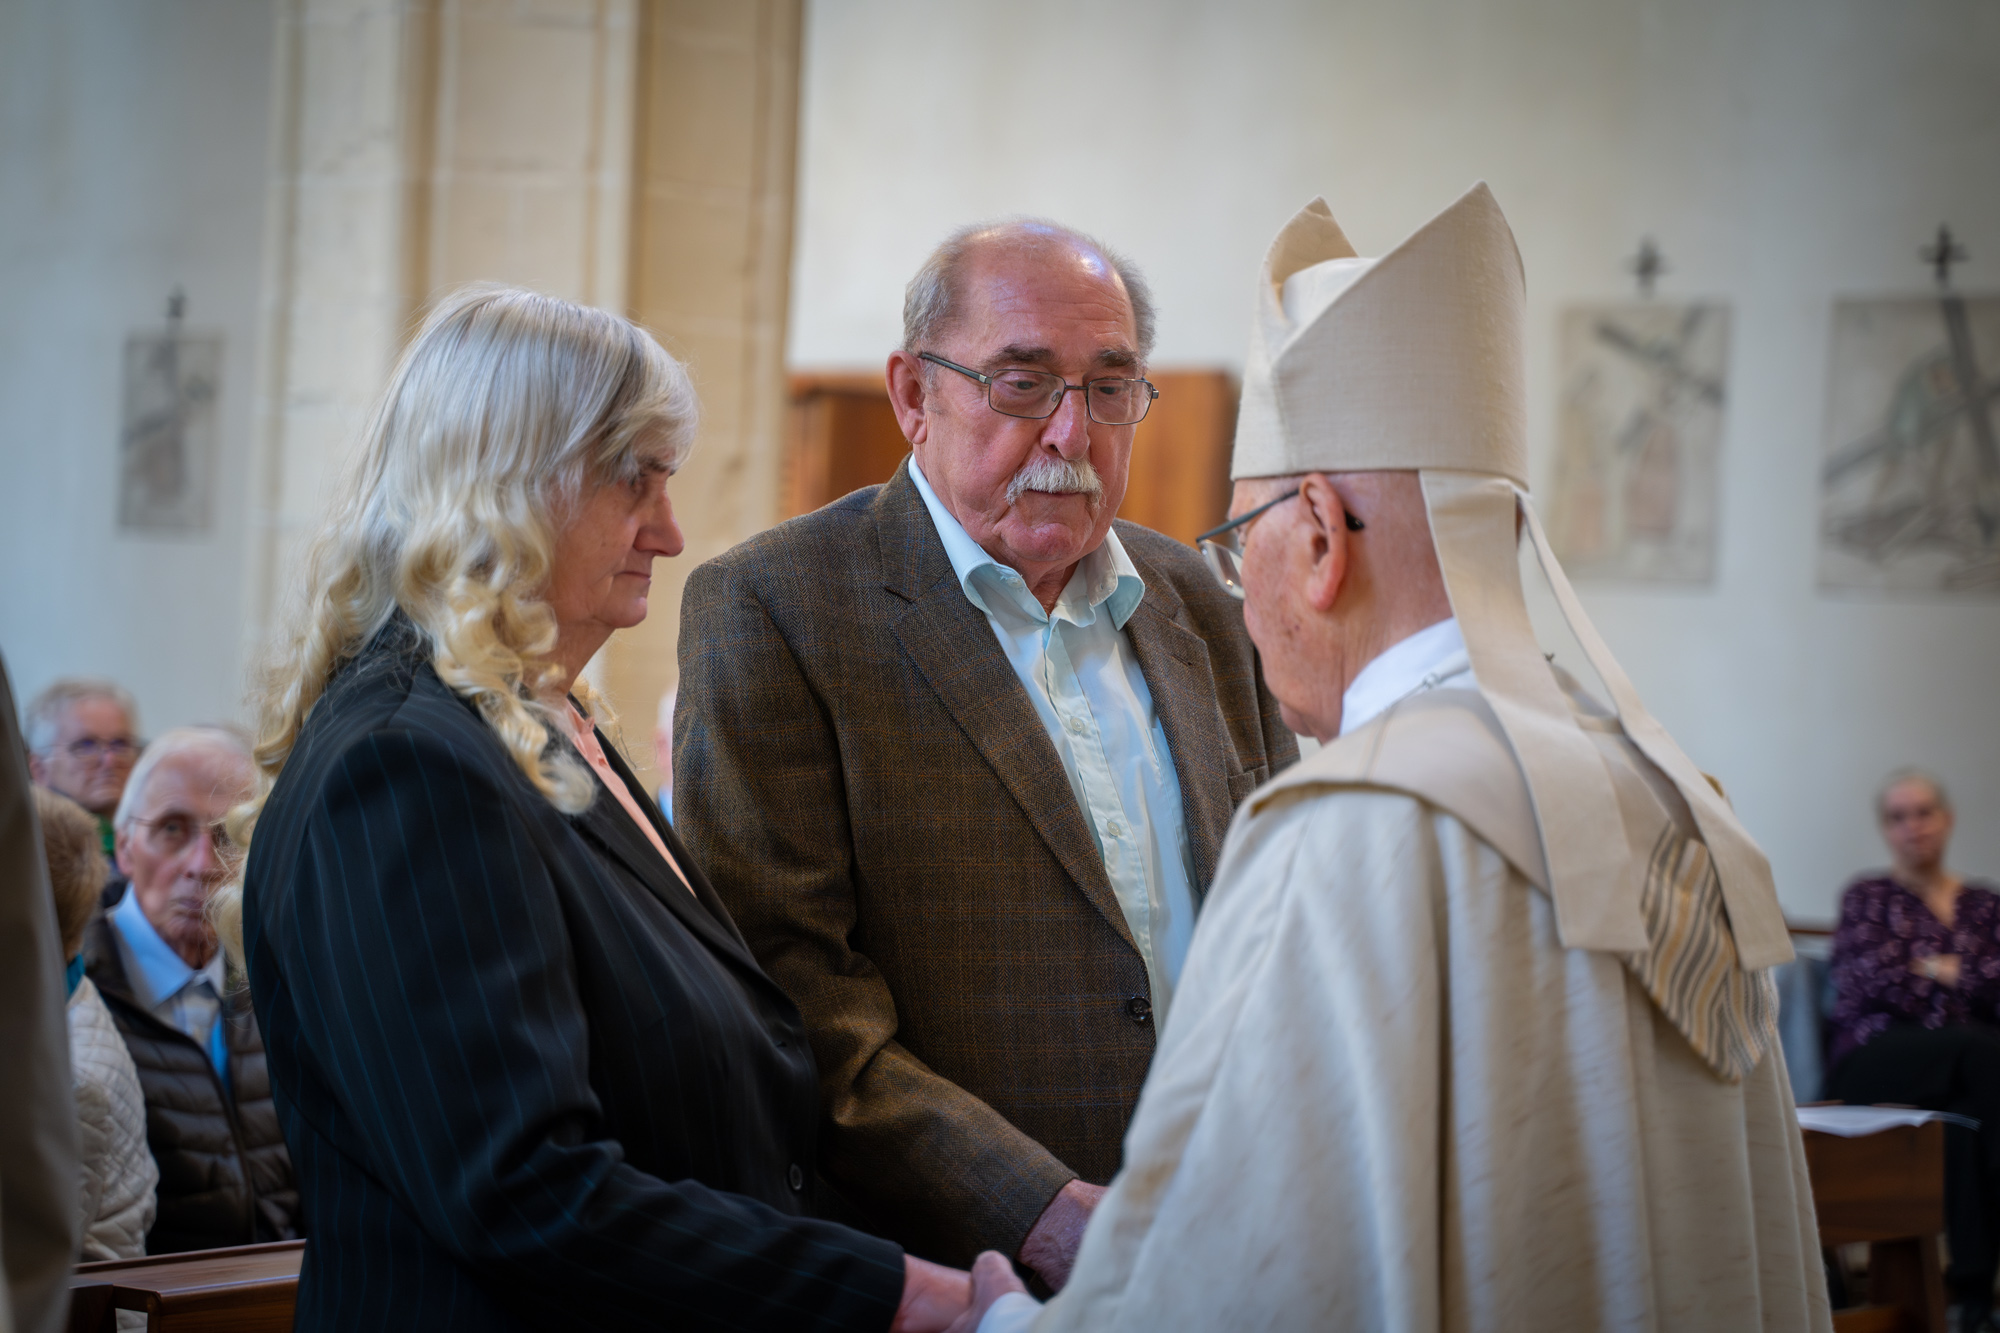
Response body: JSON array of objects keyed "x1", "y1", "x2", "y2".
[
  {"x1": 788, "y1": 0, "x2": 2000, "y2": 922},
  {"x1": 0, "y1": 0, "x2": 276, "y2": 742},
  {"x1": 0, "y1": 0, "x2": 1993, "y2": 924}
]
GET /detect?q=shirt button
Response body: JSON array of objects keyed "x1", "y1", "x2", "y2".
[
  {"x1": 1126, "y1": 996, "x2": 1152, "y2": 1025},
  {"x1": 1066, "y1": 716, "x2": 1086, "y2": 735},
  {"x1": 1106, "y1": 820, "x2": 1124, "y2": 838},
  {"x1": 788, "y1": 1163, "x2": 805, "y2": 1192}
]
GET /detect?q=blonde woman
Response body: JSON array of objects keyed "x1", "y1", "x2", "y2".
[{"x1": 220, "y1": 288, "x2": 970, "y2": 1331}]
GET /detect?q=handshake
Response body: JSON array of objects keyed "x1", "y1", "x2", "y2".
[{"x1": 892, "y1": 1178, "x2": 1105, "y2": 1331}]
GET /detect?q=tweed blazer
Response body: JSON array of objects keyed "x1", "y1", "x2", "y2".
[
  {"x1": 675, "y1": 461, "x2": 1296, "y2": 1266},
  {"x1": 243, "y1": 621, "x2": 904, "y2": 1331}
]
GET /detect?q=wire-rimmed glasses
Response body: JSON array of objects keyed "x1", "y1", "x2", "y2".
[
  {"x1": 918, "y1": 352, "x2": 1159, "y2": 426},
  {"x1": 1195, "y1": 488, "x2": 1364, "y2": 599},
  {"x1": 130, "y1": 813, "x2": 237, "y2": 858}
]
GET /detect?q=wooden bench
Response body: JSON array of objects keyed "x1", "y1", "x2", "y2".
[
  {"x1": 69, "y1": 1239, "x2": 303, "y2": 1333},
  {"x1": 1803, "y1": 1121, "x2": 1946, "y2": 1333}
]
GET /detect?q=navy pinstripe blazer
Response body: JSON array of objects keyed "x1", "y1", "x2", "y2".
[{"x1": 243, "y1": 620, "x2": 904, "y2": 1331}]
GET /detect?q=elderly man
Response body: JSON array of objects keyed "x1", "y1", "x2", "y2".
[
  {"x1": 676, "y1": 219, "x2": 1293, "y2": 1282},
  {"x1": 958, "y1": 186, "x2": 1831, "y2": 1331},
  {"x1": 26, "y1": 677, "x2": 141, "y2": 859},
  {"x1": 83, "y1": 726, "x2": 299, "y2": 1254}
]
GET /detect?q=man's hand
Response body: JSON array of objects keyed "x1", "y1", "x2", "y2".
[
  {"x1": 944, "y1": 1252, "x2": 1031, "y2": 1333},
  {"x1": 1016, "y1": 1179, "x2": 1105, "y2": 1292},
  {"x1": 893, "y1": 1254, "x2": 972, "y2": 1333}
]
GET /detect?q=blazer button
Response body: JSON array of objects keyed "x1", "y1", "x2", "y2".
[
  {"x1": 1126, "y1": 996, "x2": 1152, "y2": 1024},
  {"x1": 788, "y1": 1163, "x2": 805, "y2": 1192}
]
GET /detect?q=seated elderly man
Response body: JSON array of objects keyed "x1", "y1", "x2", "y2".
[
  {"x1": 27, "y1": 677, "x2": 141, "y2": 861},
  {"x1": 83, "y1": 725, "x2": 299, "y2": 1254},
  {"x1": 954, "y1": 186, "x2": 1830, "y2": 1331}
]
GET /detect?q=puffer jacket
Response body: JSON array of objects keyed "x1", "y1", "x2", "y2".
[
  {"x1": 67, "y1": 975, "x2": 159, "y2": 1260},
  {"x1": 82, "y1": 916, "x2": 301, "y2": 1253}
]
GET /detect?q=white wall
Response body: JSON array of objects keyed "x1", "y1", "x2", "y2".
[
  {"x1": 789, "y1": 0, "x2": 2000, "y2": 919},
  {"x1": 0, "y1": 0, "x2": 276, "y2": 734}
]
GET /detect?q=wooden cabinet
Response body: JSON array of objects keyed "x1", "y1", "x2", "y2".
[{"x1": 783, "y1": 370, "x2": 1238, "y2": 547}]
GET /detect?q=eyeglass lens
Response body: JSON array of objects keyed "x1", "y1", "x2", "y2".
[
  {"x1": 141, "y1": 814, "x2": 234, "y2": 855},
  {"x1": 1199, "y1": 540, "x2": 1248, "y2": 601},
  {"x1": 988, "y1": 370, "x2": 1152, "y2": 425},
  {"x1": 68, "y1": 737, "x2": 137, "y2": 761}
]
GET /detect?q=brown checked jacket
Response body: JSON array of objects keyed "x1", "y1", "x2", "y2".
[{"x1": 674, "y1": 460, "x2": 1295, "y2": 1266}]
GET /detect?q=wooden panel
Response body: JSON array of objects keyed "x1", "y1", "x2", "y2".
[
  {"x1": 780, "y1": 368, "x2": 1238, "y2": 546},
  {"x1": 1803, "y1": 1124, "x2": 1946, "y2": 1245},
  {"x1": 72, "y1": 1240, "x2": 304, "y2": 1333},
  {"x1": 1122, "y1": 370, "x2": 1236, "y2": 547}
]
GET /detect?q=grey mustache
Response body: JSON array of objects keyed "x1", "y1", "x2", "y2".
[{"x1": 1005, "y1": 456, "x2": 1103, "y2": 507}]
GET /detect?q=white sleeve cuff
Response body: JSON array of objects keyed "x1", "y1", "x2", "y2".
[{"x1": 976, "y1": 1289, "x2": 1045, "y2": 1333}]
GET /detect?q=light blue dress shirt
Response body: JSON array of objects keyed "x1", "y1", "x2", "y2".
[
  {"x1": 110, "y1": 885, "x2": 229, "y2": 1077},
  {"x1": 909, "y1": 459, "x2": 1199, "y2": 1018}
]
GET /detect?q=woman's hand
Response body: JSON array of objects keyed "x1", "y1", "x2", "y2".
[
  {"x1": 1909, "y1": 953, "x2": 1963, "y2": 987},
  {"x1": 892, "y1": 1254, "x2": 973, "y2": 1333},
  {"x1": 944, "y1": 1252, "x2": 1031, "y2": 1333}
]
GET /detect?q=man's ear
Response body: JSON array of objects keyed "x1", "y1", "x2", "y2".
[
  {"x1": 112, "y1": 824, "x2": 133, "y2": 880},
  {"x1": 26, "y1": 752, "x2": 46, "y2": 785},
  {"x1": 1296, "y1": 472, "x2": 1352, "y2": 614},
  {"x1": 885, "y1": 351, "x2": 929, "y2": 447}
]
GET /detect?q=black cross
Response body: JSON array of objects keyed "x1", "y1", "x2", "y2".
[
  {"x1": 1626, "y1": 238, "x2": 1667, "y2": 298},
  {"x1": 1921, "y1": 225, "x2": 1967, "y2": 290}
]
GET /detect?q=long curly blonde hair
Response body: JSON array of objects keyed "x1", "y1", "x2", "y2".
[{"x1": 213, "y1": 285, "x2": 696, "y2": 959}]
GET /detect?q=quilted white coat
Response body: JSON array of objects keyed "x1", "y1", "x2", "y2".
[{"x1": 67, "y1": 976, "x2": 158, "y2": 1261}]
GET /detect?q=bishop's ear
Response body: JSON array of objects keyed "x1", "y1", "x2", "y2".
[{"x1": 1296, "y1": 472, "x2": 1354, "y2": 614}]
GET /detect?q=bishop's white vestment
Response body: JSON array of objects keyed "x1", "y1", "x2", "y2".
[{"x1": 985, "y1": 651, "x2": 1832, "y2": 1333}]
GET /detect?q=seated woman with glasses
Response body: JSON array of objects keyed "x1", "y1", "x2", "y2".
[
  {"x1": 1827, "y1": 769, "x2": 2000, "y2": 1329},
  {"x1": 213, "y1": 286, "x2": 971, "y2": 1331},
  {"x1": 83, "y1": 723, "x2": 302, "y2": 1254}
]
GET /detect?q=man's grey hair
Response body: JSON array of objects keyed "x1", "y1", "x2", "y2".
[
  {"x1": 113, "y1": 724, "x2": 253, "y2": 832},
  {"x1": 1877, "y1": 767, "x2": 1952, "y2": 818},
  {"x1": 902, "y1": 218, "x2": 1157, "y2": 363},
  {"x1": 24, "y1": 677, "x2": 139, "y2": 754}
]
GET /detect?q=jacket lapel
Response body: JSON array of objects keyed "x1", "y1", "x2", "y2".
[
  {"x1": 567, "y1": 728, "x2": 773, "y2": 984},
  {"x1": 876, "y1": 465, "x2": 1139, "y2": 953},
  {"x1": 1117, "y1": 570, "x2": 1232, "y2": 901}
]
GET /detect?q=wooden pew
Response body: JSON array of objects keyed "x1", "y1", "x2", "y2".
[
  {"x1": 1803, "y1": 1121, "x2": 1946, "y2": 1333},
  {"x1": 69, "y1": 1239, "x2": 303, "y2": 1333}
]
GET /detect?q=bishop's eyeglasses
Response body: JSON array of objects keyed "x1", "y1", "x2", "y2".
[
  {"x1": 1196, "y1": 487, "x2": 1364, "y2": 600},
  {"x1": 918, "y1": 352, "x2": 1159, "y2": 426}
]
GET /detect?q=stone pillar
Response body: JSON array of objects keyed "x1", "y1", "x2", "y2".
[
  {"x1": 247, "y1": 0, "x2": 798, "y2": 789},
  {"x1": 601, "y1": 0, "x2": 803, "y2": 784},
  {"x1": 247, "y1": 0, "x2": 641, "y2": 643}
]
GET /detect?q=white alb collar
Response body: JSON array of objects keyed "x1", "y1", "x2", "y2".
[{"x1": 1339, "y1": 617, "x2": 1472, "y2": 737}]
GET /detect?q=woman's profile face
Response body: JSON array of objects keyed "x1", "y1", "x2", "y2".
[
  {"x1": 546, "y1": 462, "x2": 685, "y2": 647},
  {"x1": 1881, "y1": 779, "x2": 1953, "y2": 873}
]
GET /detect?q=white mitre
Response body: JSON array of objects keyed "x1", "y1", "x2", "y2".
[{"x1": 1234, "y1": 184, "x2": 1790, "y2": 968}]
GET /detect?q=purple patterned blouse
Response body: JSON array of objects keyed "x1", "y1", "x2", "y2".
[{"x1": 1828, "y1": 875, "x2": 2000, "y2": 1067}]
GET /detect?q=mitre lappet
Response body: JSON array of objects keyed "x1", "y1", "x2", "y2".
[{"x1": 1235, "y1": 183, "x2": 1794, "y2": 1072}]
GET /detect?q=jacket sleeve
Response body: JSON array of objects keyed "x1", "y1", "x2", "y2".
[
  {"x1": 270, "y1": 723, "x2": 905, "y2": 1330},
  {"x1": 675, "y1": 556, "x2": 1077, "y2": 1263},
  {"x1": 0, "y1": 655, "x2": 80, "y2": 1333}
]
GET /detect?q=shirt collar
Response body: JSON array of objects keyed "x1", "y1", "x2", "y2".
[
  {"x1": 110, "y1": 885, "x2": 223, "y2": 1010},
  {"x1": 908, "y1": 457, "x2": 1145, "y2": 630},
  {"x1": 1339, "y1": 617, "x2": 1473, "y2": 737}
]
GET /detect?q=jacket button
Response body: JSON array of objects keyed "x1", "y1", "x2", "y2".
[
  {"x1": 1125, "y1": 996, "x2": 1152, "y2": 1024},
  {"x1": 788, "y1": 1163, "x2": 805, "y2": 1192}
]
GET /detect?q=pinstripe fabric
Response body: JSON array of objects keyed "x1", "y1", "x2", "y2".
[
  {"x1": 674, "y1": 462, "x2": 1296, "y2": 1266},
  {"x1": 242, "y1": 619, "x2": 905, "y2": 1331}
]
